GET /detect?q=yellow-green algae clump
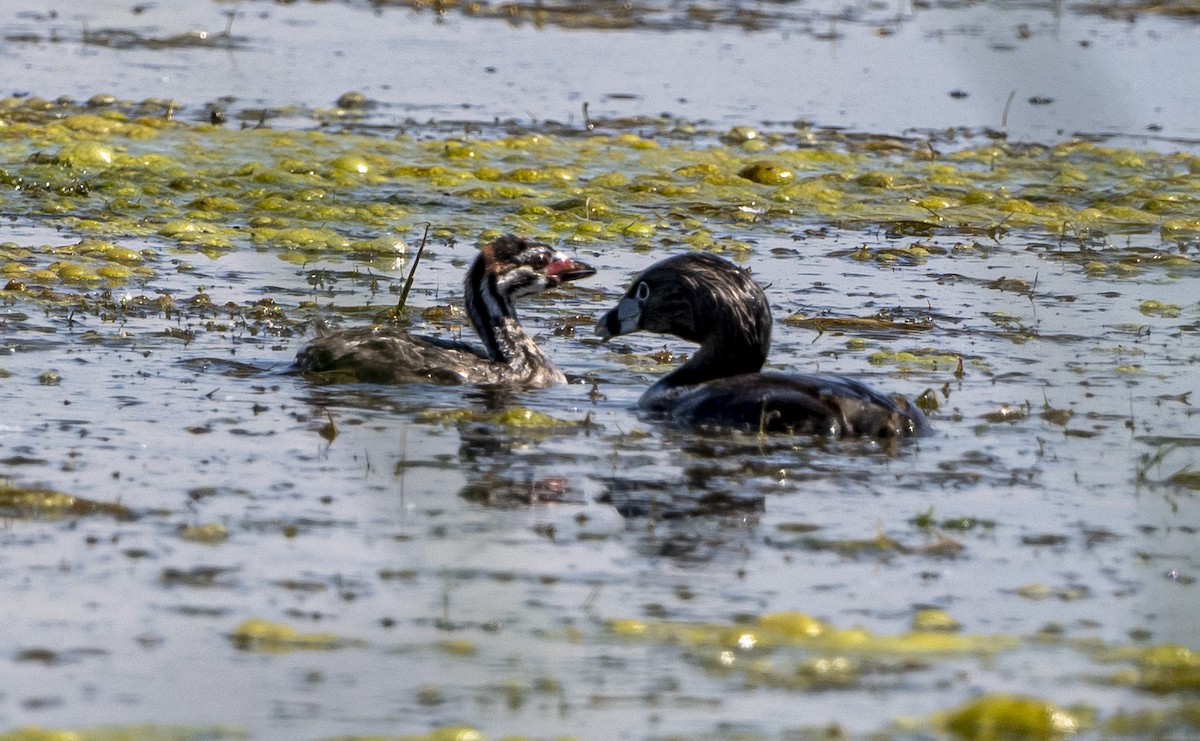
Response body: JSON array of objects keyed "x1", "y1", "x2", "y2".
[
  {"x1": 0, "y1": 483, "x2": 135, "y2": 521},
  {"x1": 609, "y1": 610, "x2": 1015, "y2": 655},
  {"x1": 414, "y1": 407, "x2": 587, "y2": 432},
  {"x1": 229, "y1": 618, "x2": 361, "y2": 653},
  {"x1": 609, "y1": 611, "x2": 1015, "y2": 691},
  {"x1": 939, "y1": 694, "x2": 1091, "y2": 740},
  {"x1": 2, "y1": 96, "x2": 1199, "y2": 309},
  {"x1": 1101, "y1": 643, "x2": 1200, "y2": 693},
  {"x1": 179, "y1": 522, "x2": 229, "y2": 544}
]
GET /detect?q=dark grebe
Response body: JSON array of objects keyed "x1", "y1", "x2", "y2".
[
  {"x1": 295, "y1": 235, "x2": 594, "y2": 387},
  {"x1": 596, "y1": 253, "x2": 926, "y2": 438}
]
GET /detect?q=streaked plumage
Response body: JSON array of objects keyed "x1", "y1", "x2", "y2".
[{"x1": 295, "y1": 235, "x2": 594, "y2": 387}]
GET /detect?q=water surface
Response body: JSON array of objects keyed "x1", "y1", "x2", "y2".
[{"x1": 1, "y1": 1, "x2": 1198, "y2": 739}]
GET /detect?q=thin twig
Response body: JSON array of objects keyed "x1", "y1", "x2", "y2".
[
  {"x1": 397, "y1": 224, "x2": 431, "y2": 312},
  {"x1": 1001, "y1": 89, "x2": 1016, "y2": 132}
]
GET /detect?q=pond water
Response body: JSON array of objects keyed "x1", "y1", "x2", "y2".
[
  {"x1": 1, "y1": 1, "x2": 1199, "y2": 739},
  {"x1": 7, "y1": 0, "x2": 1200, "y2": 143}
]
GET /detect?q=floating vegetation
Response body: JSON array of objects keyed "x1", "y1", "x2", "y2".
[
  {"x1": 783, "y1": 313, "x2": 935, "y2": 335},
  {"x1": 0, "y1": 483, "x2": 136, "y2": 521},
  {"x1": 604, "y1": 612, "x2": 1017, "y2": 693},
  {"x1": 981, "y1": 405, "x2": 1030, "y2": 424},
  {"x1": 1138, "y1": 299, "x2": 1183, "y2": 318},
  {"x1": 910, "y1": 508, "x2": 997, "y2": 532},
  {"x1": 937, "y1": 694, "x2": 1092, "y2": 740},
  {"x1": 228, "y1": 619, "x2": 361, "y2": 653},
  {"x1": 912, "y1": 609, "x2": 962, "y2": 633},
  {"x1": 868, "y1": 348, "x2": 966, "y2": 373},
  {"x1": 179, "y1": 522, "x2": 230, "y2": 544},
  {"x1": 414, "y1": 407, "x2": 589, "y2": 432},
  {"x1": 1100, "y1": 644, "x2": 1200, "y2": 694},
  {"x1": 1, "y1": 96, "x2": 1198, "y2": 324},
  {"x1": 608, "y1": 610, "x2": 1017, "y2": 656},
  {"x1": 737, "y1": 161, "x2": 795, "y2": 185}
]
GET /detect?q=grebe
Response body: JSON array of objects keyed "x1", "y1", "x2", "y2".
[
  {"x1": 295, "y1": 235, "x2": 594, "y2": 387},
  {"x1": 596, "y1": 253, "x2": 926, "y2": 438}
]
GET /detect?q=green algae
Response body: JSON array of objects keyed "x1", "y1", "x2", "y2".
[
  {"x1": 605, "y1": 610, "x2": 1016, "y2": 695},
  {"x1": 1135, "y1": 645, "x2": 1200, "y2": 693},
  {"x1": 912, "y1": 609, "x2": 962, "y2": 633},
  {"x1": 868, "y1": 348, "x2": 968, "y2": 373},
  {"x1": 910, "y1": 508, "x2": 997, "y2": 532},
  {"x1": 737, "y1": 161, "x2": 795, "y2": 185},
  {"x1": 414, "y1": 407, "x2": 588, "y2": 433},
  {"x1": 178, "y1": 522, "x2": 230, "y2": 544},
  {"x1": 1104, "y1": 700, "x2": 1200, "y2": 738},
  {"x1": 1099, "y1": 643, "x2": 1200, "y2": 694},
  {"x1": 608, "y1": 610, "x2": 1016, "y2": 656},
  {"x1": 1137, "y1": 299, "x2": 1183, "y2": 318},
  {"x1": 0, "y1": 98, "x2": 1194, "y2": 382},
  {"x1": 229, "y1": 618, "x2": 361, "y2": 653},
  {"x1": 0, "y1": 239, "x2": 156, "y2": 289},
  {"x1": 0, "y1": 482, "x2": 136, "y2": 521},
  {"x1": 1, "y1": 97, "x2": 1197, "y2": 324},
  {"x1": 938, "y1": 694, "x2": 1091, "y2": 740}
]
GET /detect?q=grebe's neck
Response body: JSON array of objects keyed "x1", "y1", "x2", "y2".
[
  {"x1": 464, "y1": 259, "x2": 560, "y2": 380},
  {"x1": 658, "y1": 295, "x2": 769, "y2": 388}
]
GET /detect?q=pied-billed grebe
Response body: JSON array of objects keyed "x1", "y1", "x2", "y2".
[
  {"x1": 295, "y1": 235, "x2": 594, "y2": 387},
  {"x1": 596, "y1": 253, "x2": 927, "y2": 438}
]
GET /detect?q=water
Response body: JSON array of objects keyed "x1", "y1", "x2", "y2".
[
  {"x1": 5, "y1": 0, "x2": 1199, "y2": 143},
  {"x1": 2, "y1": 0, "x2": 1199, "y2": 738},
  {"x1": 3, "y1": 218, "x2": 1196, "y2": 736}
]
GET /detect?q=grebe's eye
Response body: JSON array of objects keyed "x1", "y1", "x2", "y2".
[
  {"x1": 530, "y1": 252, "x2": 550, "y2": 269},
  {"x1": 635, "y1": 281, "x2": 651, "y2": 302}
]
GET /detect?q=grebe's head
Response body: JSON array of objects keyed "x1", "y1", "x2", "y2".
[
  {"x1": 471, "y1": 235, "x2": 595, "y2": 302},
  {"x1": 596, "y1": 253, "x2": 771, "y2": 357}
]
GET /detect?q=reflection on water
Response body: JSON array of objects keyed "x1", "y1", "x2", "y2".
[
  {"x1": 1, "y1": 0, "x2": 1199, "y2": 737},
  {"x1": 0, "y1": 222, "x2": 1198, "y2": 735}
]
